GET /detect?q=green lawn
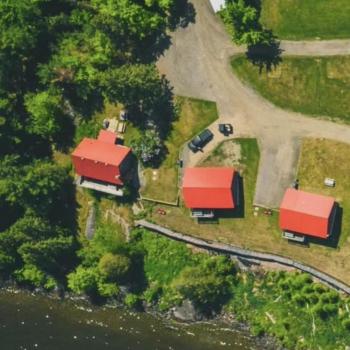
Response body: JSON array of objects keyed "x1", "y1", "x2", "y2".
[
  {"x1": 152, "y1": 139, "x2": 281, "y2": 248},
  {"x1": 151, "y1": 138, "x2": 350, "y2": 285},
  {"x1": 232, "y1": 55, "x2": 350, "y2": 124},
  {"x1": 261, "y1": 0, "x2": 350, "y2": 40},
  {"x1": 297, "y1": 138, "x2": 350, "y2": 246},
  {"x1": 140, "y1": 96, "x2": 219, "y2": 203}
]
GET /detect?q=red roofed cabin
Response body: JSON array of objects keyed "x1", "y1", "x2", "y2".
[
  {"x1": 279, "y1": 188, "x2": 337, "y2": 242},
  {"x1": 72, "y1": 130, "x2": 132, "y2": 196},
  {"x1": 182, "y1": 167, "x2": 239, "y2": 218}
]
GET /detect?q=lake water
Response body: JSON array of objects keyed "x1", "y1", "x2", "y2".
[{"x1": 0, "y1": 290, "x2": 261, "y2": 350}]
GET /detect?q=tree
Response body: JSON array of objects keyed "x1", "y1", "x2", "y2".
[
  {"x1": 171, "y1": 256, "x2": 236, "y2": 310},
  {"x1": 98, "y1": 253, "x2": 131, "y2": 282},
  {"x1": 131, "y1": 129, "x2": 163, "y2": 165},
  {"x1": 18, "y1": 236, "x2": 76, "y2": 276},
  {"x1": 3, "y1": 161, "x2": 71, "y2": 217},
  {"x1": 221, "y1": 0, "x2": 274, "y2": 46},
  {"x1": 101, "y1": 64, "x2": 171, "y2": 113},
  {"x1": 68, "y1": 266, "x2": 98, "y2": 295},
  {"x1": 25, "y1": 89, "x2": 67, "y2": 144}
]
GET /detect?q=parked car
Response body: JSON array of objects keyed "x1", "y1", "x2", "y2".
[
  {"x1": 218, "y1": 123, "x2": 233, "y2": 136},
  {"x1": 188, "y1": 129, "x2": 214, "y2": 152}
]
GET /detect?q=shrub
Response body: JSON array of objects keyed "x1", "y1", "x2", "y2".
[
  {"x1": 320, "y1": 291, "x2": 340, "y2": 304},
  {"x1": 292, "y1": 293, "x2": 307, "y2": 306},
  {"x1": 15, "y1": 265, "x2": 47, "y2": 288},
  {"x1": 124, "y1": 293, "x2": 141, "y2": 309},
  {"x1": 171, "y1": 256, "x2": 236, "y2": 310},
  {"x1": 67, "y1": 266, "x2": 98, "y2": 295},
  {"x1": 143, "y1": 283, "x2": 162, "y2": 304},
  {"x1": 98, "y1": 253, "x2": 131, "y2": 282},
  {"x1": 342, "y1": 318, "x2": 350, "y2": 331},
  {"x1": 313, "y1": 303, "x2": 338, "y2": 320},
  {"x1": 131, "y1": 129, "x2": 164, "y2": 165},
  {"x1": 97, "y1": 281, "x2": 120, "y2": 298},
  {"x1": 291, "y1": 273, "x2": 312, "y2": 290}
]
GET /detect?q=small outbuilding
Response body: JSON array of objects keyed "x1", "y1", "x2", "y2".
[
  {"x1": 279, "y1": 188, "x2": 336, "y2": 240},
  {"x1": 71, "y1": 130, "x2": 132, "y2": 195},
  {"x1": 182, "y1": 167, "x2": 238, "y2": 218}
]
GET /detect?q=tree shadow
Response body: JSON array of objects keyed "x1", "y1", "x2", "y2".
[
  {"x1": 128, "y1": 76, "x2": 176, "y2": 141},
  {"x1": 138, "y1": 0, "x2": 196, "y2": 63},
  {"x1": 246, "y1": 36, "x2": 283, "y2": 73},
  {"x1": 49, "y1": 176, "x2": 78, "y2": 236},
  {"x1": 168, "y1": 0, "x2": 196, "y2": 31}
]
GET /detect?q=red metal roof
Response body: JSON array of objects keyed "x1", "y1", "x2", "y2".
[
  {"x1": 182, "y1": 168, "x2": 236, "y2": 209},
  {"x1": 98, "y1": 130, "x2": 117, "y2": 144},
  {"x1": 279, "y1": 188, "x2": 335, "y2": 238},
  {"x1": 72, "y1": 138, "x2": 130, "y2": 167},
  {"x1": 71, "y1": 131, "x2": 131, "y2": 185}
]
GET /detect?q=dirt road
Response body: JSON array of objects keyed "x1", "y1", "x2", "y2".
[{"x1": 157, "y1": 0, "x2": 350, "y2": 208}]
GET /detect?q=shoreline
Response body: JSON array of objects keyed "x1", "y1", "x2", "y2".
[{"x1": 0, "y1": 282, "x2": 281, "y2": 350}]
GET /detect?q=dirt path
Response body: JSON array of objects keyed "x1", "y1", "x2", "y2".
[
  {"x1": 157, "y1": 0, "x2": 350, "y2": 208},
  {"x1": 281, "y1": 39, "x2": 350, "y2": 56}
]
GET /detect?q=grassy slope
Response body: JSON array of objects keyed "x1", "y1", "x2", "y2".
[
  {"x1": 140, "y1": 97, "x2": 218, "y2": 202},
  {"x1": 231, "y1": 55, "x2": 350, "y2": 124},
  {"x1": 261, "y1": 0, "x2": 350, "y2": 40}
]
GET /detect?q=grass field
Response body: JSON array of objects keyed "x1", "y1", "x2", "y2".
[
  {"x1": 297, "y1": 138, "x2": 350, "y2": 246},
  {"x1": 140, "y1": 97, "x2": 218, "y2": 203},
  {"x1": 151, "y1": 139, "x2": 280, "y2": 247},
  {"x1": 261, "y1": 0, "x2": 350, "y2": 40},
  {"x1": 231, "y1": 55, "x2": 350, "y2": 124},
  {"x1": 150, "y1": 138, "x2": 350, "y2": 285}
]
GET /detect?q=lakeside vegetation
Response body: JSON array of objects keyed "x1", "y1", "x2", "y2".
[
  {"x1": 261, "y1": 0, "x2": 350, "y2": 40},
  {"x1": 69, "y1": 222, "x2": 350, "y2": 350},
  {"x1": 231, "y1": 55, "x2": 350, "y2": 124}
]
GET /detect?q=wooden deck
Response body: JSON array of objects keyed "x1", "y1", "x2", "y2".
[{"x1": 76, "y1": 177, "x2": 124, "y2": 196}]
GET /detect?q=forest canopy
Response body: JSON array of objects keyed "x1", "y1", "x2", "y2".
[{"x1": 0, "y1": 0, "x2": 190, "y2": 289}]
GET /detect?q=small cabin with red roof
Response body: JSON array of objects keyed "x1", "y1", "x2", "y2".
[
  {"x1": 182, "y1": 167, "x2": 239, "y2": 218},
  {"x1": 279, "y1": 188, "x2": 337, "y2": 241},
  {"x1": 71, "y1": 130, "x2": 132, "y2": 196}
]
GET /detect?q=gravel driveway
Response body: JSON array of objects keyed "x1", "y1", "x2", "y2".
[{"x1": 158, "y1": 0, "x2": 350, "y2": 208}]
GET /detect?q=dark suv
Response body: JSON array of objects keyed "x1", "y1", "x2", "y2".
[{"x1": 188, "y1": 129, "x2": 214, "y2": 152}]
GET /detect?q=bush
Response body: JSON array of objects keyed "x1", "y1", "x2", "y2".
[
  {"x1": 291, "y1": 273, "x2": 312, "y2": 290},
  {"x1": 124, "y1": 293, "x2": 141, "y2": 309},
  {"x1": 15, "y1": 265, "x2": 47, "y2": 288},
  {"x1": 143, "y1": 283, "x2": 162, "y2": 304},
  {"x1": 98, "y1": 253, "x2": 131, "y2": 282},
  {"x1": 74, "y1": 120, "x2": 100, "y2": 145},
  {"x1": 171, "y1": 256, "x2": 236, "y2": 310},
  {"x1": 312, "y1": 302, "x2": 338, "y2": 320},
  {"x1": 292, "y1": 293, "x2": 306, "y2": 306},
  {"x1": 97, "y1": 281, "x2": 120, "y2": 298},
  {"x1": 342, "y1": 318, "x2": 350, "y2": 331},
  {"x1": 131, "y1": 129, "x2": 164, "y2": 165},
  {"x1": 67, "y1": 266, "x2": 98, "y2": 295}
]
